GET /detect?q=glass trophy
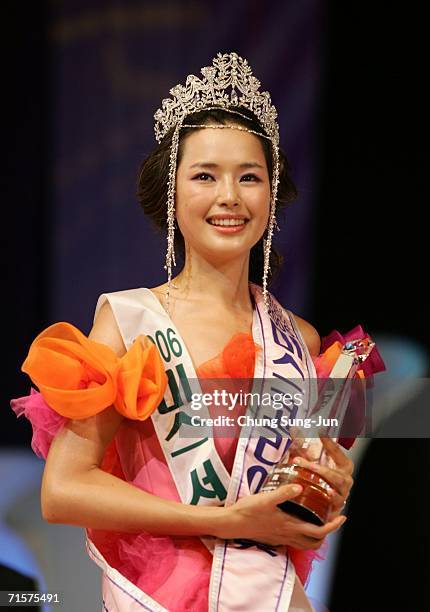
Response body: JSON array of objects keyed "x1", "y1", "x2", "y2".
[{"x1": 260, "y1": 336, "x2": 376, "y2": 526}]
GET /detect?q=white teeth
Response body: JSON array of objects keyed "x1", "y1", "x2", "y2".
[{"x1": 208, "y1": 219, "x2": 246, "y2": 226}]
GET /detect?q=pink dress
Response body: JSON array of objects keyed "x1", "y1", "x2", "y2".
[{"x1": 11, "y1": 332, "x2": 326, "y2": 611}]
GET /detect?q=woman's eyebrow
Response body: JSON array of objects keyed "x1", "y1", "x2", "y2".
[{"x1": 189, "y1": 162, "x2": 264, "y2": 169}]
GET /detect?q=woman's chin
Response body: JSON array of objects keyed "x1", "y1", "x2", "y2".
[{"x1": 199, "y1": 242, "x2": 252, "y2": 264}]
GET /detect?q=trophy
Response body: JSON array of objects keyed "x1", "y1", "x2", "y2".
[{"x1": 260, "y1": 336, "x2": 377, "y2": 526}]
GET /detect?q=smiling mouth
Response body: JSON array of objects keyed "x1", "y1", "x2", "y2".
[{"x1": 206, "y1": 219, "x2": 249, "y2": 227}]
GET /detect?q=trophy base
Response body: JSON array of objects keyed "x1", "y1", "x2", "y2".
[
  {"x1": 278, "y1": 499, "x2": 325, "y2": 527},
  {"x1": 261, "y1": 464, "x2": 332, "y2": 526}
]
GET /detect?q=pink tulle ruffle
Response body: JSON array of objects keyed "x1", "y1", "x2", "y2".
[
  {"x1": 88, "y1": 527, "x2": 212, "y2": 611},
  {"x1": 10, "y1": 387, "x2": 67, "y2": 459},
  {"x1": 10, "y1": 329, "x2": 348, "y2": 605},
  {"x1": 288, "y1": 539, "x2": 329, "y2": 588}
]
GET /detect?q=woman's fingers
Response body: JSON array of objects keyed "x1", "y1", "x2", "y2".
[
  {"x1": 260, "y1": 513, "x2": 346, "y2": 549},
  {"x1": 262, "y1": 483, "x2": 303, "y2": 508},
  {"x1": 319, "y1": 437, "x2": 354, "y2": 474},
  {"x1": 276, "y1": 515, "x2": 346, "y2": 549},
  {"x1": 292, "y1": 513, "x2": 347, "y2": 540},
  {"x1": 290, "y1": 456, "x2": 353, "y2": 498},
  {"x1": 249, "y1": 487, "x2": 347, "y2": 548}
]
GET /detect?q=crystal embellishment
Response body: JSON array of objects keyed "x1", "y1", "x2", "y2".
[{"x1": 153, "y1": 52, "x2": 279, "y2": 145}]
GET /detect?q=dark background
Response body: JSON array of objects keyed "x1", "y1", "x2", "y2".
[
  {"x1": 1, "y1": 1, "x2": 427, "y2": 608},
  {"x1": 3, "y1": 2, "x2": 427, "y2": 440},
  {"x1": 313, "y1": 4, "x2": 425, "y2": 348}
]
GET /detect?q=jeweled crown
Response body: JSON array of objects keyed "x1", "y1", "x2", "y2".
[{"x1": 153, "y1": 51, "x2": 279, "y2": 145}]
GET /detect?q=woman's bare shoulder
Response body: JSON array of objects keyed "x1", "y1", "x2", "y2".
[
  {"x1": 44, "y1": 301, "x2": 127, "y2": 479},
  {"x1": 88, "y1": 300, "x2": 126, "y2": 357},
  {"x1": 289, "y1": 312, "x2": 321, "y2": 356}
]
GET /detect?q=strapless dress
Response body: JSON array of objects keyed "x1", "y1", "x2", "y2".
[{"x1": 10, "y1": 331, "x2": 326, "y2": 611}]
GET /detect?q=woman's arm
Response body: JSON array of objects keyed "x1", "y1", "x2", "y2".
[
  {"x1": 40, "y1": 301, "x2": 230, "y2": 536},
  {"x1": 40, "y1": 302, "x2": 345, "y2": 548},
  {"x1": 41, "y1": 416, "x2": 228, "y2": 535}
]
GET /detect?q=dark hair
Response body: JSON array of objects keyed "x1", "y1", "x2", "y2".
[{"x1": 137, "y1": 106, "x2": 298, "y2": 287}]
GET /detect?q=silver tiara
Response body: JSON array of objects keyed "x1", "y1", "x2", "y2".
[
  {"x1": 152, "y1": 51, "x2": 282, "y2": 317},
  {"x1": 153, "y1": 51, "x2": 280, "y2": 145}
]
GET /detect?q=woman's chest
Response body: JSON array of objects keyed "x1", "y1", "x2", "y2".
[
  {"x1": 149, "y1": 289, "x2": 255, "y2": 369},
  {"x1": 173, "y1": 316, "x2": 254, "y2": 370}
]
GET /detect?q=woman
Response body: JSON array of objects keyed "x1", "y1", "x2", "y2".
[{"x1": 11, "y1": 52, "x2": 372, "y2": 611}]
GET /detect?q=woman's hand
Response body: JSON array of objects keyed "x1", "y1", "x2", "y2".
[
  {"x1": 218, "y1": 483, "x2": 346, "y2": 549},
  {"x1": 290, "y1": 436, "x2": 355, "y2": 521}
]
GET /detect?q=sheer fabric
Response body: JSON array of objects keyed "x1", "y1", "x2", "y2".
[{"x1": 11, "y1": 331, "x2": 326, "y2": 611}]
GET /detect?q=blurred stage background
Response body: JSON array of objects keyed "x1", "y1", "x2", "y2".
[{"x1": 2, "y1": 1, "x2": 427, "y2": 610}]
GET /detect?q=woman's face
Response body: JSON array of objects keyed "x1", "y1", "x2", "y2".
[{"x1": 175, "y1": 125, "x2": 271, "y2": 265}]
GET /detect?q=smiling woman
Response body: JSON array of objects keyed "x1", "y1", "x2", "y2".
[
  {"x1": 138, "y1": 104, "x2": 298, "y2": 295},
  {"x1": 175, "y1": 126, "x2": 270, "y2": 262},
  {"x1": 10, "y1": 52, "x2": 358, "y2": 612}
]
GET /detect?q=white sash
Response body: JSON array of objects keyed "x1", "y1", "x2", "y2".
[{"x1": 87, "y1": 282, "x2": 318, "y2": 611}]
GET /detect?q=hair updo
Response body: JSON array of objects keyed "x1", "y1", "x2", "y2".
[{"x1": 137, "y1": 106, "x2": 297, "y2": 287}]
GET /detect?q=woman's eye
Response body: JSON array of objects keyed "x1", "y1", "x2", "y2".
[
  {"x1": 193, "y1": 173, "x2": 214, "y2": 181},
  {"x1": 241, "y1": 174, "x2": 260, "y2": 182},
  {"x1": 192, "y1": 173, "x2": 261, "y2": 182}
]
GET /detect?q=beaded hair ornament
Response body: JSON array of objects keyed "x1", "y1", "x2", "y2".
[{"x1": 153, "y1": 51, "x2": 281, "y2": 315}]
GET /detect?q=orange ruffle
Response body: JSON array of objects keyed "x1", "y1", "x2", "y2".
[
  {"x1": 196, "y1": 332, "x2": 261, "y2": 379},
  {"x1": 21, "y1": 322, "x2": 168, "y2": 420},
  {"x1": 312, "y1": 340, "x2": 366, "y2": 379}
]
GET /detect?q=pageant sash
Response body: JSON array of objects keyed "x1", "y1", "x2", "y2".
[
  {"x1": 207, "y1": 284, "x2": 317, "y2": 612},
  {"x1": 87, "y1": 282, "x2": 318, "y2": 611}
]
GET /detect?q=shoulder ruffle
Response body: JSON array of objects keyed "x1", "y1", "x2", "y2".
[
  {"x1": 311, "y1": 325, "x2": 386, "y2": 449},
  {"x1": 17, "y1": 322, "x2": 168, "y2": 421},
  {"x1": 10, "y1": 387, "x2": 68, "y2": 459},
  {"x1": 315, "y1": 324, "x2": 386, "y2": 379}
]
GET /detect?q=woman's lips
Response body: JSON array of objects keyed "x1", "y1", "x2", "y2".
[{"x1": 206, "y1": 220, "x2": 249, "y2": 234}]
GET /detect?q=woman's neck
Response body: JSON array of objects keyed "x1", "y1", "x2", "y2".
[{"x1": 171, "y1": 257, "x2": 253, "y2": 312}]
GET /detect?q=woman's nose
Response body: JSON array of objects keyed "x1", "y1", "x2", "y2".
[{"x1": 216, "y1": 178, "x2": 240, "y2": 206}]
